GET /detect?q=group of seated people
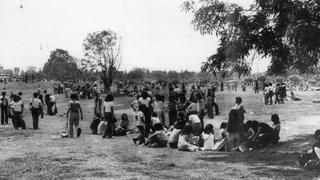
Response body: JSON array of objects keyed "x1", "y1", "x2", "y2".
[{"x1": 129, "y1": 104, "x2": 281, "y2": 152}]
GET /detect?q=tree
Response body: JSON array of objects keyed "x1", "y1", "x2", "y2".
[
  {"x1": 43, "y1": 49, "x2": 80, "y2": 81},
  {"x1": 167, "y1": 70, "x2": 180, "y2": 82},
  {"x1": 183, "y1": 0, "x2": 320, "y2": 75},
  {"x1": 127, "y1": 68, "x2": 147, "y2": 81},
  {"x1": 83, "y1": 30, "x2": 121, "y2": 92},
  {"x1": 14, "y1": 67, "x2": 20, "y2": 75}
]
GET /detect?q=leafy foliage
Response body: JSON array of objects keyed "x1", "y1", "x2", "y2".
[
  {"x1": 183, "y1": 0, "x2": 320, "y2": 75},
  {"x1": 43, "y1": 49, "x2": 80, "y2": 81},
  {"x1": 83, "y1": 29, "x2": 121, "y2": 92}
]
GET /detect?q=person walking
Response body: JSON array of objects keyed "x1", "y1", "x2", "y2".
[
  {"x1": 66, "y1": 93, "x2": 83, "y2": 138},
  {"x1": 29, "y1": 92, "x2": 43, "y2": 129}
]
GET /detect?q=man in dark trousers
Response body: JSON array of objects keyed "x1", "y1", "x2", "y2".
[
  {"x1": 0, "y1": 91, "x2": 9, "y2": 125},
  {"x1": 211, "y1": 85, "x2": 219, "y2": 115},
  {"x1": 44, "y1": 90, "x2": 52, "y2": 115}
]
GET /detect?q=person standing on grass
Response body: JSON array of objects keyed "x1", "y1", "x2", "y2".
[
  {"x1": 1, "y1": 91, "x2": 9, "y2": 125},
  {"x1": 133, "y1": 105, "x2": 146, "y2": 145},
  {"x1": 44, "y1": 90, "x2": 52, "y2": 115},
  {"x1": 138, "y1": 91, "x2": 152, "y2": 137},
  {"x1": 226, "y1": 109, "x2": 241, "y2": 151},
  {"x1": 233, "y1": 97, "x2": 246, "y2": 142},
  {"x1": 10, "y1": 95, "x2": 25, "y2": 130},
  {"x1": 66, "y1": 93, "x2": 83, "y2": 138},
  {"x1": 102, "y1": 94, "x2": 114, "y2": 139},
  {"x1": 168, "y1": 93, "x2": 177, "y2": 126},
  {"x1": 29, "y1": 92, "x2": 44, "y2": 130},
  {"x1": 153, "y1": 94, "x2": 165, "y2": 126}
]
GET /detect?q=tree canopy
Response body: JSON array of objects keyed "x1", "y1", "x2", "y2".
[
  {"x1": 83, "y1": 29, "x2": 121, "y2": 92},
  {"x1": 43, "y1": 49, "x2": 80, "y2": 81},
  {"x1": 183, "y1": 0, "x2": 320, "y2": 75}
]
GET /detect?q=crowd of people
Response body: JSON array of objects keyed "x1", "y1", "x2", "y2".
[
  {"x1": 86, "y1": 82, "x2": 281, "y2": 153},
  {"x1": 6, "y1": 79, "x2": 320, "y2": 170},
  {"x1": 0, "y1": 87, "x2": 57, "y2": 130}
]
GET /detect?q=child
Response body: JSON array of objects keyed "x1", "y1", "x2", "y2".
[
  {"x1": 178, "y1": 123, "x2": 200, "y2": 152},
  {"x1": 145, "y1": 123, "x2": 168, "y2": 148},
  {"x1": 168, "y1": 120, "x2": 186, "y2": 148},
  {"x1": 90, "y1": 114, "x2": 101, "y2": 134},
  {"x1": 114, "y1": 113, "x2": 130, "y2": 136},
  {"x1": 271, "y1": 114, "x2": 281, "y2": 141},
  {"x1": 66, "y1": 93, "x2": 83, "y2": 138},
  {"x1": 153, "y1": 95, "x2": 165, "y2": 126},
  {"x1": 133, "y1": 105, "x2": 146, "y2": 145},
  {"x1": 299, "y1": 129, "x2": 320, "y2": 170},
  {"x1": 219, "y1": 122, "x2": 228, "y2": 139}
]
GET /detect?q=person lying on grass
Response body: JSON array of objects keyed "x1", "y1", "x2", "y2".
[
  {"x1": 299, "y1": 129, "x2": 320, "y2": 170},
  {"x1": 144, "y1": 123, "x2": 168, "y2": 148},
  {"x1": 178, "y1": 123, "x2": 200, "y2": 152}
]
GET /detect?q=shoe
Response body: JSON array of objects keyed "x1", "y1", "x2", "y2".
[{"x1": 77, "y1": 128, "x2": 82, "y2": 137}]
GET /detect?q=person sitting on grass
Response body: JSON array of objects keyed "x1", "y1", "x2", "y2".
[
  {"x1": 188, "y1": 112, "x2": 202, "y2": 136},
  {"x1": 246, "y1": 119, "x2": 280, "y2": 148},
  {"x1": 66, "y1": 93, "x2": 83, "y2": 138},
  {"x1": 178, "y1": 123, "x2": 200, "y2": 152},
  {"x1": 199, "y1": 124, "x2": 228, "y2": 151},
  {"x1": 290, "y1": 91, "x2": 301, "y2": 101},
  {"x1": 151, "y1": 112, "x2": 162, "y2": 132},
  {"x1": 168, "y1": 120, "x2": 186, "y2": 148},
  {"x1": 90, "y1": 114, "x2": 101, "y2": 135},
  {"x1": 299, "y1": 129, "x2": 320, "y2": 170},
  {"x1": 133, "y1": 105, "x2": 146, "y2": 145},
  {"x1": 145, "y1": 123, "x2": 168, "y2": 148},
  {"x1": 114, "y1": 113, "x2": 130, "y2": 136}
]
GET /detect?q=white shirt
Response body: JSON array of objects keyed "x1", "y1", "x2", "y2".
[
  {"x1": 202, "y1": 133, "x2": 215, "y2": 150},
  {"x1": 153, "y1": 101, "x2": 164, "y2": 112},
  {"x1": 30, "y1": 98, "x2": 42, "y2": 109},
  {"x1": 12, "y1": 100, "x2": 23, "y2": 112},
  {"x1": 152, "y1": 117, "x2": 161, "y2": 126},
  {"x1": 138, "y1": 97, "x2": 151, "y2": 108},
  {"x1": 136, "y1": 111, "x2": 145, "y2": 126},
  {"x1": 103, "y1": 101, "x2": 113, "y2": 113},
  {"x1": 189, "y1": 114, "x2": 201, "y2": 124}
]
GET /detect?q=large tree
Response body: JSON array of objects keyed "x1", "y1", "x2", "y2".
[
  {"x1": 43, "y1": 49, "x2": 80, "y2": 81},
  {"x1": 183, "y1": 0, "x2": 320, "y2": 75},
  {"x1": 83, "y1": 30, "x2": 121, "y2": 92}
]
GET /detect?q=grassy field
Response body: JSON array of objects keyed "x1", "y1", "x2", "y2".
[{"x1": 0, "y1": 82, "x2": 320, "y2": 179}]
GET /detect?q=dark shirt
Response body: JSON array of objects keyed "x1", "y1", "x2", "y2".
[{"x1": 258, "y1": 123, "x2": 275, "y2": 134}]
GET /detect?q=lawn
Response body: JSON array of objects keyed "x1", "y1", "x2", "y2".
[{"x1": 0, "y1": 82, "x2": 320, "y2": 179}]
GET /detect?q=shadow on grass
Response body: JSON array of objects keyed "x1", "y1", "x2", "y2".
[{"x1": 197, "y1": 134, "x2": 319, "y2": 179}]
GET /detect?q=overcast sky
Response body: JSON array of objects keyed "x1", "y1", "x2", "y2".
[{"x1": 0, "y1": 0, "x2": 269, "y2": 72}]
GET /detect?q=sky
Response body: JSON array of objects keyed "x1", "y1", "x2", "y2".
[{"x1": 0, "y1": 0, "x2": 270, "y2": 73}]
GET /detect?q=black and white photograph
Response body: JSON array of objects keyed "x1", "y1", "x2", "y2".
[{"x1": 0, "y1": 0, "x2": 320, "y2": 179}]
